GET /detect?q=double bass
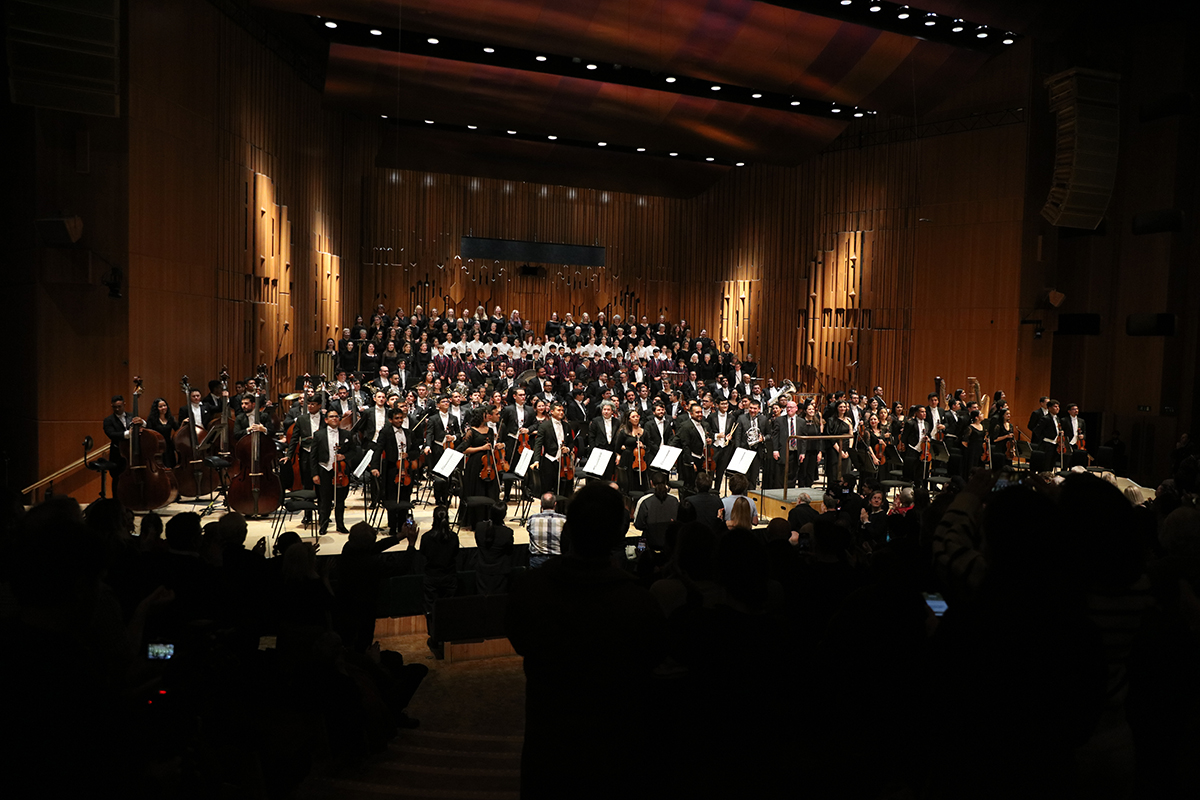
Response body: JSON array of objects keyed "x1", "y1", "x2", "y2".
[
  {"x1": 118, "y1": 377, "x2": 179, "y2": 512},
  {"x1": 228, "y1": 370, "x2": 283, "y2": 517},
  {"x1": 172, "y1": 375, "x2": 214, "y2": 497},
  {"x1": 213, "y1": 368, "x2": 241, "y2": 478}
]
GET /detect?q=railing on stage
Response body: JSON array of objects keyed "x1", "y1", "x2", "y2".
[{"x1": 22, "y1": 442, "x2": 112, "y2": 504}]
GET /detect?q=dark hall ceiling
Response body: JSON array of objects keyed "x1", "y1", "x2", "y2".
[{"x1": 252, "y1": 0, "x2": 1051, "y2": 196}]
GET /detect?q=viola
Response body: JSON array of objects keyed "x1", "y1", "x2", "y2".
[{"x1": 117, "y1": 376, "x2": 179, "y2": 512}]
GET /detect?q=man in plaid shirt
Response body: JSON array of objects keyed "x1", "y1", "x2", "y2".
[{"x1": 526, "y1": 492, "x2": 565, "y2": 568}]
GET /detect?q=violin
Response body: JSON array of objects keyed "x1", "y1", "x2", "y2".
[
  {"x1": 631, "y1": 429, "x2": 648, "y2": 474},
  {"x1": 118, "y1": 376, "x2": 179, "y2": 512},
  {"x1": 516, "y1": 428, "x2": 531, "y2": 454},
  {"x1": 334, "y1": 442, "x2": 350, "y2": 488},
  {"x1": 172, "y1": 375, "x2": 214, "y2": 497},
  {"x1": 396, "y1": 450, "x2": 413, "y2": 486}
]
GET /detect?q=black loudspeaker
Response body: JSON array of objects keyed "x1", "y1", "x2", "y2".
[
  {"x1": 1041, "y1": 68, "x2": 1121, "y2": 230},
  {"x1": 1132, "y1": 209, "x2": 1185, "y2": 235},
  {"x1": 1056, "y1": 313, "x2": 1101, "y2": 336},
  {"x1": 519, "y1": 265, "x2": 547, "y2": 278},
  {"x1": 1126, "y1": 313, "x2": 1175, "y2": 336}
]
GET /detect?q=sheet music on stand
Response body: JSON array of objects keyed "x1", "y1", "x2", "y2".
[
  {"x1": 582, "y1": 448, "x2": 613, "y2": 477},
  {"x1": 514, "y1": 447, "x2": 534, "y2": 477},
  {"x1": 651, "y1": 445, "x2": 681, "y2": 472},
  {"x1": 432, "y1": 448, "x2": 465, "y2": 479},
  {"x1": 726, "y1": 447, "x2": 757, "y2": 475},
  {"x1": 353, "y1": 450, "x2": 374, "y2": 478}
]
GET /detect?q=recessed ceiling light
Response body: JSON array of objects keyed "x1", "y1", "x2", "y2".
[
  {"x1": 710, "y1": 85, "x2": 720, "y2": 91},
  {"x1": 598, "y1": 142, "x2": 607, "y2": 146},
  {"x1": 370, "y1": 29, "x2": 382, "y2": 36},
  {"x1": 751, "y1": 93, "x2": 762, "y2": 99},
  {"x1": 669, "y1": 152, "x2": 678, "y2": 157},
  {"x1": 424, "y1": 120, "x2": 434, "y2": 124},
  {"x1": 547, "y1": 135, "x2": 557, "y2": 140},
  {"x1": 951, "y1": 20, "x2": 964, "y2": 32},
  {"x1": 790, "y1": 100, "x2": 800, "y2": 106},
  {"x1": 665, "y1": 76, "x2": 676, "y2": 83},
  {"x1": 324, "y1": 21, "x2": 337, "y2": 29},
  {"x1": 467, "y1": 125, "x2": 477, "y2": 129},
  {"x1": 586, "y1": 64, "x2": 598, "y2": 70},
  {"x1": 897, "y1": 6, "x2": 910, "y2": 20},
  {"x1": 925, "y1": 13, "x2": 937, "y2": 26},
  {"x1": 636, "y1": 147, "x2": 646, "y2": 152},
  {"x1": 832, "y1": 107, "x2": 842, "y2": 113},
  {"x1": 869, "y1": 4, "x2": 881, "y2": 10},
  {"x1": 1002, "y1": 33, "x2": 1015, "y2": 44},
  {"x1": 840, "y1": 0, "x2": 852, "y2": 5},
  {"x1": 854, "y1": 111, "x2": 864, "y2": 117},
  {"x1": 427, "y1": 37, "x2": 439, "y2": 44},
  {"x1": 483, "y1": 47, "x2": 495, "y2": 53},
  {"x1": 705, "y1": 157, "x2": 714, "y2": 162},
  {"x1": 976, "y1": 27, "x2": 988, "y2": 38},
  {"x1": 507, "y1": 130, "x2": 517, "y2": 135},
  {"x1": 735, "y1": 162, "x2": 745, "y2": 167},
  {"x1": 380, "y1": 114, "x2": 387, "y2": 118},
  {"x1": 535, "y1": 55, "x2": 547, "y2": 62}
]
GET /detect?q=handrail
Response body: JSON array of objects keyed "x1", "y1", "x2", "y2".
[{"x1": 22, "y1": 442, "x2": 111, "y2": 498}]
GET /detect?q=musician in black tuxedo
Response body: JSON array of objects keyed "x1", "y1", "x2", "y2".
[
  {"x1": 642, "y1": 402, "x2": 673, "y2": 477},
  {"x1": 311, "y1": 408, "x2": 359, "y2": 534},
  {"x1": 423, "y1": 395, "x2": 462, "y2": 505},
  {"x1": 734, "y1": 398, "x2": 772, "y2": 490},
  {"x1": 1062, "y1": 403, "x2": 1089, "y2": 466},
  {"x1": 531, "y1": 402, "x2": 574, "y2": 497},
  {"x1": 672, "y1": 402, "x2": 710, "y2": 494},
  {"x1": 233, "y1": 395, "x2": 274, "y2": 440},
  {"x1": 707, "y1": 397, "x2": 737, "y2": 492},
  {"x1": 586, "y1": 401, "x2": 621, "y2": 481},
  {"x1": 1032, "y1": 399, "x2": 1065, "y2": 472},
  {"x1": 1027, "y1": 397, "x2": 1051, "y2": 434},
  {"x1": 901, "y1": 406, "x2": 929, "y2": 484},
  {"x1": 371, "y1": 406, "x2": 414, "y2": 533},
  {"x1": 771, "y1": 400, "x2": 803, "y2": 490},
  {"x1": 281, "y1": 395, "x2": 326, "y2": 521},
  {"x1": 102, "y1": 394, "x2": 141, "y2": 491}
]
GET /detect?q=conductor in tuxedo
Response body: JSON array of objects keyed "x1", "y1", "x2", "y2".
[
  {"x1": 102, "y1": 394, "x2": 141, "y2": 491},
  {"x1": 586, "y1": 401, "x2": 620, "y2": 481},
  {"x1": 423, "y1": 395, "x2": 462, "y2": 505},
  {"x1": 312, "y1": 408, "x2": 359, "y2": 534}
]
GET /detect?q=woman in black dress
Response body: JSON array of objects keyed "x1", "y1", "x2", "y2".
[
  {"x1": 146, "y1": 397, "x2": 179, "y2": 467},
  {"x1": 456, "y1": 405, "x2": 501, "y2": 527},
  {"x1": 824, "y1": 401, "x2": 853, "y2": 487},
  {"x1": 799, "y1": 401, "x2": 823, "y2": 487},
  {"x1": 965, "y1": 410, "x2": 987, "y2": 472},
  {"x1": 615, "y1": 409, "x2": 649, "y2": 494},
  {"x1": 990, "y1": 407, "x2": 1017, "y2": 472}
]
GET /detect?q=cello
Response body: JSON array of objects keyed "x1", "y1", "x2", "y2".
[
  {"x1": 172, "y1": 375, "x2": 214, "y2": 497},
  {"x1": 118, "y1": 377, "x2": 179, "y2": 512},
  {"x1": 228, "y1": 369, "x2": 283, "y2": 517}
]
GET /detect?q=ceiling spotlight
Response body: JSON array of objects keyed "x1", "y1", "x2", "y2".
[
  {"x1": 467, "y1": 125, "x2": 477, "y2": 129},
  {"x1": 853, "y1": 111, "x2": 864, "y2": 117},
  {"x1": 897, "y1": 6, "x2": 910, "y2": 20},
  {"x1": 840, "y1": 0, "x2": 852, "y2": 5},
  {"x1": 483, "y1": 47, "x2": 495, "y2": 53},
  {"x1": 547, "y1": 135, "x2": 557, "y2": 140},
  {"x1": 924, "y1": 13, "x2": 937, "y2": 26},
  {"x1": 598, "y1": 142, "x2": 606, "y2": 146},
  {"x1": 426, "y1": 37, "x2": 439, "y2": 44},
  {"x1": 535, "y1": 55, "x2": 547, "y2": 62},
  {"x1": 665, "y1": 76, "x2": 676, "y2": 83},
  {"x1": 424, "y1": 119, "x2": 434, "y2": 124},
  {"x1": 507, "y1": 130, "x2": 517, "y2": 134},
  {"x1": 869, "y1": 4, "x2": 881, "y2": 10},
  {"x1": 735, "y1": 162, "x2": 745, "y2": 167},
  {"x1": 669, "y1": 152, "x2": 678, "y2": 157},
  {"x1": 951, "y1": 19, "x2": 965, "y2": 32},
  {"x1": 751, "y1": 93, "x2": 762, "y2": 98},
  {"x1": 369, "y1": 29, "x2": 382, "y2": 36},
  {"x1": 711, "y1": 85, "x2": 721, "y2": 91},
  {"x1": 636, "y1": 147, "x2": 646, "y2": 152},
  {"x1": 831, "y1": 107, "x2": 842, "y2": 113},
  {"x1": 586, "y1": 64, "x2": 598, "y2": 70},
  {"x1": 705, "y1": 157, "x2": 715, "y2": 161},
  {"x1": 1002, "y1": 32, "x2": 1016, "y2": 44},
  {"x1": 976, "y1": 26, "x2": 988, "y2": 38},
  {"x1": 380, "y1": 114, "x2": 387, "y2": 118},
  {"x1": 790, "y1": 100, "x2": 800, "y2": 106},
  {"x1": 324, "y1": 21, "x2": 337, "y2": 28}
]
